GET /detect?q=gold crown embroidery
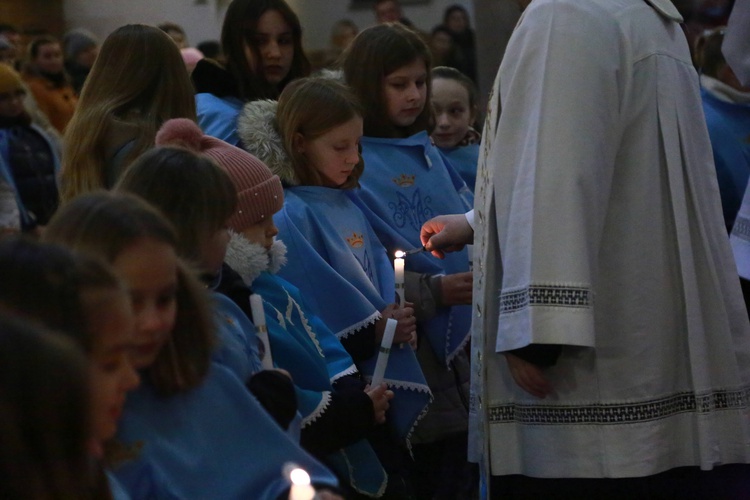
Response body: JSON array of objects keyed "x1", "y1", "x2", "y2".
[
  {"x1": 392, "y1": 174, "x2": 416, "y2": 187},
  {"x1": 346, "y1": 233, "x2": 365, "y2": 248}
]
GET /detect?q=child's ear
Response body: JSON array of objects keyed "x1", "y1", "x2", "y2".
[{"x1": 292, "y1": 132, "x2": 306, "y2": 153}]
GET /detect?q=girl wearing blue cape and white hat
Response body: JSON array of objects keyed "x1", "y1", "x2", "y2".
[{"x1": 239, "y1": 77, "x2": 432, "y2": 498}]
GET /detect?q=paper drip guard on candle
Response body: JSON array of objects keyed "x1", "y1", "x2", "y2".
[
  {"x1": 249, "y1": 293, "x2": 274, "y2": 370},
  {"x1": 371, "y1": 318, "x2": 397, "y2": 387}
]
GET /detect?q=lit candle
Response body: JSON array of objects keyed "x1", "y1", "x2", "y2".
[
  {"x1": 284, "y1": 463, "x2": 316, "y2": 500},
  {"x1": 370, "y1": 318, "x2": 397, "y2": 387},
  {"x1": 249, "y1": 294, "x2": 274, "y2": 370},
  {"x1": 394, "y1": 250, "x2": 405, "y2": 306}
]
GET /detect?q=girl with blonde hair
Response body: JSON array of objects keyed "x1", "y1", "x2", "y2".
[
  {"x1": 240, "y1": 77, "x2": 430, "y2": 497},
  {"x1": 59, "y1": 24, "x2": 196, "y2": 202}
]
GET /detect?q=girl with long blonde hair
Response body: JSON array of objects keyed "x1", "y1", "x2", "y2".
[{"x1": 59, "y1": 24, "x2": 195, "y2": 202}]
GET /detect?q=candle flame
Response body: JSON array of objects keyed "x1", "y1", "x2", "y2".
[
  {"x1": 394, "y1": 250, "x2": 405, "y2": 259},
  {"x1": 290, "y1": 468, "x2": 311, "y2": 486}
]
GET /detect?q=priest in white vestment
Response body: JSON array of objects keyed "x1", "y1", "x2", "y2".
[{"x1": 422, "y1": 0, "x2": 750, "y2": 496}]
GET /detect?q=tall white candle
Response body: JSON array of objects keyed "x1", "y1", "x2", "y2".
[
  {"x1": 249, "y1": 293, "x2": 274, "y2": 370},
  {"x1": 371, "y1": 318, "x2": 397, "y2": 387},
  {"x1": 394, "y1": 250, "x2": 405, "y2": 306}
]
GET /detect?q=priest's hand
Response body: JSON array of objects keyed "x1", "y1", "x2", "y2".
[
  {"x1": 503, "y1": 353, "x2": 553, "y2": 398},
  {"x1": 421, "y1": 214, "x2": 474, "y2": 259}
]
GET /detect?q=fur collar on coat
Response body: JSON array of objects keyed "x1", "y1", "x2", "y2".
[
  {"x1": 224, "y1": 233, "x2": 287, "y2": 287},
  {"x1": 237, "y1": 99, "x2": 300, "y2": 186}
]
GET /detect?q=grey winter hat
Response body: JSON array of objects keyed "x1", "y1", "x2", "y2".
[{"x1": 62, "y1": 29, "x2": 98, "y2": 61}]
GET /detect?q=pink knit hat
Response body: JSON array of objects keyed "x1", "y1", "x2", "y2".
[{"x1": 155, "y1": 118, "x2": 283, "y2": 232}]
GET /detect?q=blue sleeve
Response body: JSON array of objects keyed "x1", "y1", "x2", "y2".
[
  {"x1": 196, "y1": 93, "x2": 243, "y2": 146},
  {"x1": 211, "y1": 292, "x2": 264, "y2": 381}
]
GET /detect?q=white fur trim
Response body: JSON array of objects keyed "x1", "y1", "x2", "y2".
[
  {"x1": 237, "y1": 100, "x2": 299, "y2": 186},
  {"x1": 224, "y1": 231, "x2": 269, "y2": 286},
  {"x1": 268, "y1": 238, "x2": 287, "y2": 274}
]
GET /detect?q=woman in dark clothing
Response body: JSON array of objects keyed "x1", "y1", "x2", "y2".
[
  {"x1": 0, "y1": 63, "x2": 59, "y2": 231},
  {"x1": 442, "y1": 5, "x2": 477, "y2": 83}
]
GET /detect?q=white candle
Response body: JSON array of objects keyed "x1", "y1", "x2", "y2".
[
  {"x1": 394, "y1": 250, "x2": 405, "y2": 306},
  {"x1": 284, "y1": 463, "x2": 316, "y2": 500},
  {"x1": 249, "y1": 294, "x2": 274, "y2": 370},
  {"x1": 371, "y1": 318, "x2": 397, "y2": 387}
]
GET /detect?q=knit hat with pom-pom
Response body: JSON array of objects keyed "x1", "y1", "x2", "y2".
[{"x1": 155, "y1": 118, "x2": 283, "y2": 232}]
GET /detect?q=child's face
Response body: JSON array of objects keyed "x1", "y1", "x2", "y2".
[
  {"x1": 112, "y1": 238, "x2": 178, "y2": 370},
  {"x1": 245, "y1": 9, "x2": 294, "y2": 86},
  {"x1": 0, "y1": 89, "x2": 25, "y2": 119},
  {"x1": 241, "y1": 217, "x2": 279, "y2": 251},
  {"x1": 431, "y1": 77, "x2": 475, "y2": 149},
  {"x1": 33, "y1": 42, "x2": 64, "y2": 75},
  {"x1": 296, "y1": 116, "x2": 363, "y2": 188},
  {"x1": 86, "y1": 289, "x2": 140, "y2": 445},
  {"x1": 383, "y1": 59, "x2": 427, "y2": 129}
]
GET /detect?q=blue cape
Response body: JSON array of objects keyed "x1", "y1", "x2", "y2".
[
  {"x1": 196, "y1": 93, "x2": 243, "y2": 147},
  {"x1": 701, "y1": 88, "x2": 750, "y2": 231},
  {"x1": 353, "y1": 131, "x2": 473, "y2": 365},
  {"x1": 253, "y1": 271, "x2": 387, "y2": 496},
  {"x1": 113, "y1": 363, "x2": 338, "y2": 500},
  {"x1": 211, "y1": 291, "x2": 263, "y2": 382},
  {"x1": 275, "y1": 186, "x2": 431, "y2": 441},
  {"x1": 440, "y1": 143, "x2": 480, "y2": 194}
]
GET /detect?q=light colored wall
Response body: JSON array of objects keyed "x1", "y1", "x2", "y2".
[
  {"x1": 472, "y1": 0, "x2": 520, "y2": 109},
  {"x1": 63, "y1": 0, "x2": 473, "y2": 50},
  {"x1": 288, "y1": 0, "x2": 474, "y2": 50},
  {"x1": 63, "y1": 0, "x2": 225, "y2": 46}
]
